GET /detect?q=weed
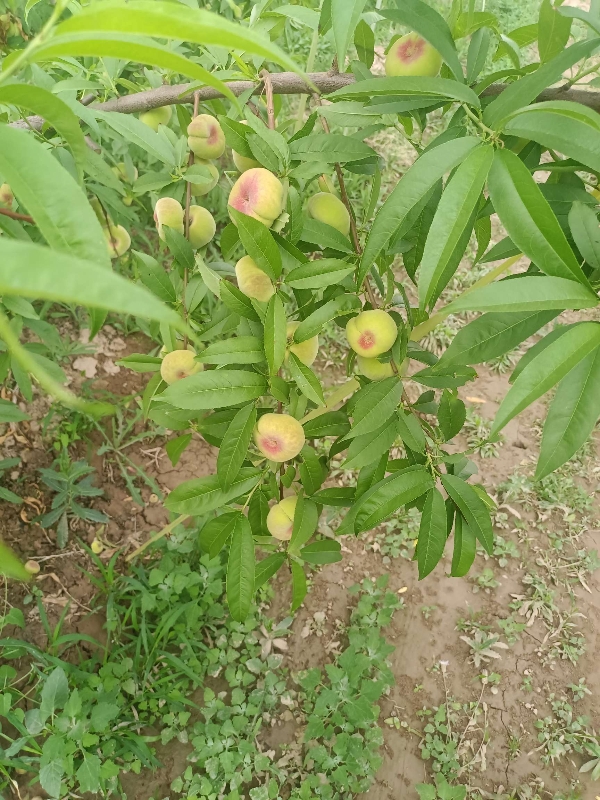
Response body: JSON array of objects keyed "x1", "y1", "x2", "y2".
[{"x1": 464, "y1": 409, "x2": 503, "y2": 458}]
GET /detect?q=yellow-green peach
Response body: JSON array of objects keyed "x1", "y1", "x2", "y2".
[
  {"x1": 104, "y1": 224, "x2": 131, "y2": 258},
  {"x1": 357, "y1": 355, "x2": 395, "y2": 380},
  {"x1": 160, "y1": 348, "x2": 202, "y2": 384},
  {"x1": 235, "y1": 255, "x2": 274, "y2": 302},
  {"x1": 0, "y1": 183, "x2": 13, "y2": 207},
  {"x1": 346, "y1": 309, "x2": 398, "y2": 358},
  {"x1": 188, "y1": 205, "x2": 216, "y2": 248},
  {"x1": 154, "y1": 197, "x2": 184, "y2": 240},
  {"x1": 187, "y1": 114, "x2": 226, "y2": 160},
  {"x1": 254, "y1": 413, "x2": 305, "y2": 462},
  {"x1": 139, "y1": 106, "x2": 172, "y2": 131},
  {"x1": 286, "y1": 321, "x2": 318, "y2": 367},
  {"x1": 317, "y1": 174, "x2": 337, "y2": 194},
  {"x1": 232, "y1": 150, "x2": 261, "y2": 172},
  {"x1": 190, "y1": 160, "x2": 219, "y2": 196},
  {"x1": 385, "y1": 32, "x2": 442, "y2": 77},
  {"x1": 266, "y1": 495, "x2": 298, "y2": 540},
  {"x1": 228, "y1": 167, "x2": 284, "y2": 228},
  {"x1": 307, "y1": 193, "x2": 350, "y2": 237}
]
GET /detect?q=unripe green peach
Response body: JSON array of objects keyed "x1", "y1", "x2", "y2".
[
  {"x1": 307, "y1": 193, "x2": 350, "y2": 237},
  {"x1": 385, "y1": 32, "x2": 442, "y2": 78},
  {"x1": 0, "y1": 183, "x2": 13, "y2": 207},
  {"x1": 188, "y1": 205, "x2": 216, "y2": 248},
  {"x1": 24, "y1": 560, "x2": 40, "y2": 575},
  {"x1": 346, "y1": 310, "x2": 398, "y2": 358},
  {"x1": 235, "y1": 255, "x2": 274, "y2": 302},
  {"x1": 139, "y1": 106, "x2": 172, "y2": 131},
  {"x1": 232, "y1": 150, "x2": 261, "y2": 173},
  {"x1": 160, "y1": 348, "x2": 202, "y2": 384},
  {"x1": 266, "y1": 495, "x2": 298, "y2": 540},
  {"x1": 254, "y1": 413, "x2": 306, "y2": 462},
  {"x1": 154, "y1": 197, "x2": 184, "y2": 240},
  {"x1": 104, "y1": 224, "x2": 131, "y2": 258},
  {"x1": 357, "y1": 355, "x2": 394, "y2": 381},
  {"x1": 187, "y1": 114, "x2": 226, "y2": 160},
  {"x1": 190, "y1": 160, "x2": 219, "y2": 196},
  {"x1": 286, "y1": 321, "x2": 318, "y2": 367},
  {"x1": 228, "y1": 167, "x2": 284, "y2": 229},
  {"x1": 111, "y1": 162, "x2": 138, "y2": 183},
  {"x1": 91, "y1": 538, "x2": 104, "y2": 554},
  {"x1": 317, "y1": 174, "x2": 337, "y2": 195}
]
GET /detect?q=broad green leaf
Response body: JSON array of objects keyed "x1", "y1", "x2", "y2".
[
  {"x1": 342, "y1": 417, "x2": 400, "y2": 470},
  {"x1": 289, "y1": 495, "x2": 319, "y2": 555},
  {"x1": 56, "y1": 0, "x2": 302, "y2": 75},
  {"x1": 569, "y1": 201, "x2": 600, "y2": 269},
  {"x1": 0, "y1": 240, "x2": 182, "y2": 327},
  {"x1": 450, "y1": 513, "x2": 476, "y2": 577},
  {"x1": 199, "y1": 512, "x2": 239, "y2": 559},
  {"x1": 353, "y1": 465, "x2": 434, "y2": 533},
  {"x1": 491, "y1": 322, "x2": 600, "y2": 436},
  {"x1": 229, "y1": 209, "x2": 281, "y2": 281},
  {"x1": 95, "y1": 110, "x2": 176, "y2": 166},
  {"x1": 396, "y1": 409, "x2": 426, "y2": 453},
  {"x1": 0, "y1": 85, "x2": 87, "y2": 180},
  {"x1": 0, "y1": 542, "x2": 30, "y2": 580},
  {"x1": 0, "y1": 398, "x2": 29, "y2": 424},
  {"x1": 355, "y1": 19, "x2": 375, "y2": 68},
  {"x1": 254, "y1": 553, "x2": 286, "y2": 590},
  {"x1": 289, "y1": 133, "x2": 375, "y2": 163},
  {"x1": 442, "y1": 473, "x2": 493, "y2": 554},
  {"x1": 536, "y1": 346, "x2": 600, "y2": 479},
  {"x1": 165, "y1": 433, "x2": 192, "y2": 467},
  {"x1": 444, "y1": 276, "x2": 598, "y2": 314},
  {"x1": 299, "y1": 444, "x2": 326, "y2": 495},
  {"x1": 503, "y1": 102, "x2": 600, "y2": 174},
  {"x1": 288, "y1": 353, "x2": 325, "y2": 407},
  {"x1": 291, "y1": 561, "x2": 307, "y2": 612},
  {"x1": 135, "y1": 251, "x2": 177, "y2": 303},
  {"x1": 220, "y1": 281, "x2": 261, "y2": 323},
  {"x1": 264, "y1": 294, "x2": 287, "y2": 375},
  {"x1": 293, "y1": 294, "x2": 361, "y2": 343},
  {"x1": 227, "y1": 515, "x2": 255, "y2": 622},
  {"x1": 331, "y1": 0, "x2": 368, "y2": 69},
  {"x1": 275, "y1": 5, "x2": 319, "y2": 29},
  {"x1": 539, "y1": 0, "x2": 572, "y2": 63},
  {"x1": 160, "y1": 369, "x2": 267, "y2": 410},
  {"x1": 440, "y1": 310, "x2": 558, "y2": 366},
  {"x1": 199, "y1": 336, "x2": 264, "y2": 365},
  {"x1": 303, "y1": 410, "x2": 350, "y2": 438},
  {"x1": 380, "y1": 0, "x2": 464, "y2": 82},
  {"x1": 438, "y1": 390, "x2": 466, "y2": 440},
  {"x1": 329, "y1": 77, "x2": 478, "y2": 106},
  {"x1": 312, "y1": 486, "x2": 355, "y2": 506},
  {"x1": 166, "y1": 467, "x2": 261, "y2": 515},
  {"x1": 359, "y1": 137, "x2": 480, "y2": 285},
  {"x1": 488, "y1": 150, "x2": 587, "y2": 286},
  {"x1": 419, "y1": 144, "x2": 493, "y2": 309},
  {"x1": 348, "y1": 377, "x2": 403, "y2": 439},
  {"x1": 217, "y1": 404, "x2": 256, "y2": 491},
  {"x1": 300, "y1": 219, "x2": 354, "y2": 253},
  {"x1": 510, "y1": 324, "x2": 574, "y2": 383},
  {"x1": 76, "y1": 754, "x2": 101, "y2": 795},
  {"x1": 40, "y1": 668, "x2": 69, "y2": 720},
  {"x1": 467, "y1": 27, "x2": 491, "y2": 83},
  {"x1": 286, "y1": 258, "x2": 354, "y2": 289},
  {"x1": 301, "y1": 539, "x2": 342, "y2": 564},
  {"x1": 417, "y1": 488, "x2": 447, "y2": 580},
  {"x1": 0, "y1": 127, "x2": 109, "y2": 268},
  {"x1": 40, "y1": 760, "x2": 64, "y2": 799},
  {"x1": 483, "y1": 38, "x2": 600, "y2": 127}
]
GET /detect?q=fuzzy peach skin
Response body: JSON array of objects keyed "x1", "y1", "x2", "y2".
[
  {"x1": 357, "y1": 355, "x2": 394, "y2": 380},
  {"x1": 190, "y1": 160, "x2": 219, "y2": 196},
  {"x1": 0, "y1": 183, "x2": 13, "y2": 207},
  {"x1": 228, "y1": 167, "x2": 284, "y2": 228},
  {"x1": 346, "y1": 309, "x2": 398, "y2": 358},
  {"x1": 307, "y1": 193, "x2": 350, "y2": 236},
  {"x1": 385, "y1": 32, "x2": 442, "y2": 77},
  {"x1": 286, "y1": 322, "x2": 318, "y2": 367},
  {"x1": 187, "y1": 114, "x2": 226, "y2": 160},
  {"x1": 235, "y1": 255, "x2": 275, "y2": 302},
  {"x1": 154, "y1": 197, "x2": 184, "y2": 240},
  {"x1": 139, "y1": 106, "x2": 172, "y2": 131},
  {"x1": 188, "y1": 205, "x2": 216, "y2": 248},
  {"x1": 160, "y1": 349, "x2": 202, "y2": 385},
  {"x1": 104, "y1": 224, "x2": 131, "y2": 258},
  {"x1": 254, "y1": 413, "x2": 306, "y2": 462},
  {"x1": 266, "y1": 495, "x2": 298, "y2": 540}
]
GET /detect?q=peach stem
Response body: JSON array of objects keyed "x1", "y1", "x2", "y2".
[{"x1": 183, "y1": 91, "x2": 200, "y2": 350}]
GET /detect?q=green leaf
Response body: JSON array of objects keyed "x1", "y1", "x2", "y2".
[
  {"x1": 467, "y1": 27, "x2": 491, "y2": 83},
  {"x1": 0, "y1": 85, "x2": 87, "y2": 180},
  {"x1": 444, "y1": 276, "x2": 598, "y2": 314},
  {"x1": 0, "y1": 398, "x2": 29, "y2": 424},
  {"x1": 199, "y1": 512, "x2": 239, "y2": 559},
  {"x1": 220, "y1": 281, "x2": 261, "y2": 322},
  {"x1": 510, "y1": 324, "x2": 573, "y2": 384},
  {"x1": 488, "y1": 150, "x2": 587, "y2": 286},
  {"x1": 285, "y1": 258, "x2": 354, "y2": 289},
  {"x1": 332, "y1": 0, "x2": 368, "y2": 69},
  {"x1": 438, "y1": 390, "x2": 466, "y2": 440},
  {"x1": 95, "y1": 109, "x2": 176, "y2": 166},
  {"x1": 569, "y1": 201, "x2": 600, "y2": 270},
  {"x1": 503, "y1": 102, "x2": 600, "y2": 174},
  {"x1": 289, "y1": 495, "x2": 319, "y2": 555},
  {"x1": 379, "y1": 0, "x2": 464, "y2": 82},
  {"x1": 442, "y1": 473, "x2": 493, "y2": 555},
  {"x1": 165, "y1": 467, "x2": 261, "y2": 515},
  {"x1": 0, "y1": 126, "x2": 110, "y2": 269},
  {"x1": 291, "y1": 561, "x2": 307, "y2": 612},
  {"x1": 0, "y1": 542, "x2": 30, "y2": 581},
  {"x1": 300, "y1": 219, "x2": 354, "y2": 253},
  {"x1": 301, "y1": 539, "x2": 342, "y2": 564},
  {"x1": 329, "y1": 76, "x2": 478, "y2": 106},
  {"x1": 217, "y1": 404, "x2": 256, "y2": 491},
  {"x1": 40, "y1": 760, "x2": 64, "y2": 799},
  {"x1": 354, "y1": 19, "x2": 375, "y2": 68},
  {"x1": 135, "y1": 251, "x2": 177, "y2": 303},
  {"x1": 165, "y1": 433, "x2": 192, "y2": 467},
  {"x1": 353, "y1": 465, "x2": 434, "y2": 533},
  {"x1": 303, "y1": 410, "x2": 350, "y2": 438},
  {"x1": 0, "y1": 240, "x2": 182, "y2": 327},
  {"x1": 288, "y1": 353, "x2": 325, "y2": 406},
  {"x1": 164, "y1": 227, "x2": 194, "y2": 272},
  {"x1": 76, "y1": 753, "x2": 101, "y2": 794},
  {"x1": 289, "y1": 133, "x2": 375, "y2": 163},
  {"x1": 440, "y1": 310, "x2": 558, "y2": 366},
  {"x1": 450, "y1": 513, "x2": 476, "y2": 577},
  {"x1": 396, "y1": 409, "x2": 427, "y2": 452},
  {"x1": 227, "y1": 514, "x2": 255, "y2": 622},
  {"x1": 419, "y1": 144, "x2": 493, "y2": 309},
  {"x1": 198, "y1": 336, "x2": 264, "y2": 365},
  {"x1": 342, "y1": 417, "x2": 400, "y2": 470},
  {"x1": 538, "y1": 0, "x2": 573, "y2": 63},
  {"x1": 40, "y1": 668, "x2": 69, "y2": 721},
  {"x1": 417, "y1": 488, "x2": 447, "y2": 580},
  {"x1": 359, "y1": 137, "x2": 480, "y2": 285},
  {"x1": 348, "y1": 377, "x2": 403, "y2": 439},
  {"x1": 160, "y1": 369, "x2": 267, "y2": 410},
  {"x1": 254, "y1": 553, "x2": 286, "y2": 590},
  {"x1": 264, "y1": 294, "x2": 287, "y2": 375},
  {"x1": 491, "y1": 322, "x2": 600, "y2": 435},
  {"x1": 293, "y1": 294, "x2": 361, "y2": 343},
  {"x1": 483, "y1": 38, "x2": 600, "y2": 128},
  {"x1": 536, "y1": 346, "x2": 600, "y2": 479},
  {"x1": 229, "y1": 209, "x2": 281, "y2": 281}
]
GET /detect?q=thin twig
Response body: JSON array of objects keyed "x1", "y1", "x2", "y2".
[
  {"x1": 0, "y1": 207, "x2": 33, "y2": 223},
  {"x1": 183, "y1": 91, "x2": 200, "y2": 350},
  {"x1": 261, "y1": 70, "x2": 276, "y2": 130}
]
